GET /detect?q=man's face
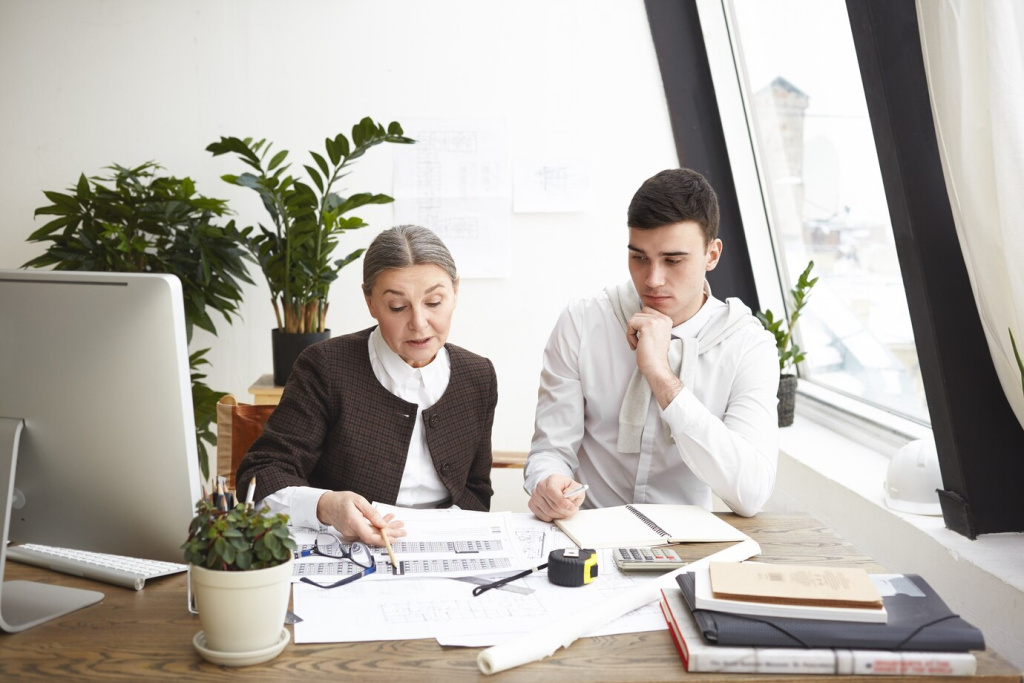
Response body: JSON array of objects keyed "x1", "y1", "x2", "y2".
[{"x1": 627, "y1": 221, "x2": 722, "y2": 326}]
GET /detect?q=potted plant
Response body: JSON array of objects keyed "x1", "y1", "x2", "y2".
[
  {"x1": 756, "y1": 260, "x2": 818, "y2": 427},
  {"x1": 207, "y1": 117, "x2": 414, "y2": 385},
  {"x1": 24, "y1": 162, "x2": 253, "y2": 480},
  {"x1": 182, "y1": 498, "x2": 296, "y2": 663}
]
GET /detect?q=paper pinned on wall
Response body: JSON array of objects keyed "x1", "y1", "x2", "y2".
[
  {"x1": 393, "y1": 119, "x2": 510, "y2": 278},
  {"x1": 513, "y1": 159, "x2": 593, "y2": 213}
]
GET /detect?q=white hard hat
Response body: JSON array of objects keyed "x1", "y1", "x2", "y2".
[{"x1": 883, "y1": 438, "x2": 943, "y2": 516}]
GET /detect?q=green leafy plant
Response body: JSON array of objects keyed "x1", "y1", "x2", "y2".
[
  {"x1": 182, "y1": 499, "x2": 296, "y2": 571},
  {"x1": 24, "y1": 162, "x2": 253, "y2": 479},
  {"x1": 757, "y1": 260, "x2": 818, "y2": 374},
  {"x1": 207, "y1": 117, "x2": 415, "y2": 334},
  {"x1": 1011, "y1": 329, "x2": 1024, "y2": 397}
]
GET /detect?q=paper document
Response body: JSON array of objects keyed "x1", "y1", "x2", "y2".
[
  {"x1": 292, "y1": 512, "x2": 668, "y2": 645},
  {"x1": 290, "y1": 506, "x2": 530, "y2": 581},
  {"x1": 392, "y1": 118, "x2": 510, "y2": 278}
]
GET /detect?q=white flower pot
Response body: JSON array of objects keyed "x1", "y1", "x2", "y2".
[{"x1": 190, "y1": 558, "x2": 293, "y2": 654}]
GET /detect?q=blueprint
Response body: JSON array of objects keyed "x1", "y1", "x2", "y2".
[
  {"x1": 290, "y1": 507, "x2": 532, "y2": 581},
  {"x1": 292, "y1": 510, "x2": 668, "y2": 645}
]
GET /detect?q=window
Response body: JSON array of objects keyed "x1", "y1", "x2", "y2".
[
  {"x1": 651, "y1": 0, "x2": 1023, "y2": 535},
  {"x1": 726, "y1": 0, "x2": 929, "y2": 424}
]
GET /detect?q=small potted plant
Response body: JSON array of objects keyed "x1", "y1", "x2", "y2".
[
  {"x1": 757, "y1": 261, "x2": 818, "y2": 427},
  {"x1": 207, "y1": 118, "x2": 415, "y2": 385},
  {"x1": 182, "y1": 499, "x2": 296, "y2": 664}
]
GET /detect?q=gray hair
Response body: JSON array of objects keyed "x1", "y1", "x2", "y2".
[{"x1": 361, "y1": 225, "x2": 458, "y2": 296}]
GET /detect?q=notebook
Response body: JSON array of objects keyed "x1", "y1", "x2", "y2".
[
  {"x1": 554, "y1": 504, "x2": 747, "y2": 549},
  {"x1": 707, "y1": 561, "x2": 884, "y2": 610},
  {"x1": 694, "y1": 564, "x2": 888, "y2": 623},
  {"x1": 677, "y1": 571, "x2": 986, "y2": 652}
]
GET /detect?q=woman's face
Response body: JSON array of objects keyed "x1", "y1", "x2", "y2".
[{"x1": 365, "y1": 264, "x2": 459, "y2": 368}]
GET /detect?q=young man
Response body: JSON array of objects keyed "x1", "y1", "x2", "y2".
[{"x1": 525, "y1": 168, "x2": 779, "y2": 521}]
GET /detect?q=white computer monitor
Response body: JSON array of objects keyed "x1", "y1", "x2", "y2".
[{"x1": 0, "y1": 270, "x2": 203, "y2": 631}]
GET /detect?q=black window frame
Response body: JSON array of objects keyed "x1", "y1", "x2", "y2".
[{"x1": 645, "y1": 0, "x2": 1024, "y2": 538}]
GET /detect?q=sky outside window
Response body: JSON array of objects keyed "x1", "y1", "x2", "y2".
[{"x1": 731, "y1": 0, "x2": 929, "y2": 422}]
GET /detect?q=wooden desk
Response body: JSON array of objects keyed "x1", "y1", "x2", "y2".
[
  {"x1": 1, "y1": 514, "x2": 1019, "y2": 682},
  {"x1": 492, "y1": 451, "x2": 526, "y2": 468}
]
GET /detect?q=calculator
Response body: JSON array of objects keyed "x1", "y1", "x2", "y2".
[{"x1": 613, "y1": 547, "x2": 687, "y2": 571}]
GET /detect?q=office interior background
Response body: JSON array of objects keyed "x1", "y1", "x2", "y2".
[{"x1": 1, "y1": 0, "x2": 1022, "y2": 667}]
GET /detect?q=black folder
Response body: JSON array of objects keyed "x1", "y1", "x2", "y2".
[{"x1": 676, "y1": 572, "x2": 985, "y2": 652}]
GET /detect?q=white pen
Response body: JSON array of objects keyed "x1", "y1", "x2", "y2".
[
  {"x1": 563, "y1": 484, "x2": 589, "y2": 498},
  {"x1": 244, "y1": 475, "x2": 257, "y2": 510}
]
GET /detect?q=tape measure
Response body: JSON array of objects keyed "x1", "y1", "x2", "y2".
[{"x1": 547, "y1": 548, "x2": 598, "y2": 587}]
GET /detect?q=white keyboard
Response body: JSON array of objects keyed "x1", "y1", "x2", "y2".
[{"x1": 5, "y1": 543, "x2": 187, "y2": 591}]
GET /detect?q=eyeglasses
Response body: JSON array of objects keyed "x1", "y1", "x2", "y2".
[{"x1": 296, "y1": 533, "x2": 376, "y2": 589}]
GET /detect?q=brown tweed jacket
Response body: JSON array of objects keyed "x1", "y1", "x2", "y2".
[{"x1": 236, "y1": 327, "x2": 497, "y2": 511}]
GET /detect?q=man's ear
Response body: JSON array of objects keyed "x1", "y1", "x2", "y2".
[
  {"x1": 706, "y1": 239, "x2": 723, "y2": 271},
  {"x1": 453, "y1": 276, "x2": 460, "y2": 296}
]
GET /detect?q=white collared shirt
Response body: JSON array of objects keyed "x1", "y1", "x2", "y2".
[
  {"x1": 262, "y1": 327, "x2": 451, "y2": 527},
  {"x1": 524, "y1": 284, "x2": 779, "y2": 517}
]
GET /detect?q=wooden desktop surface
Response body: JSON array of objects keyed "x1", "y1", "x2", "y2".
[{"x1": 1, "y1": 513, "x2": 1019, "y2": 682}]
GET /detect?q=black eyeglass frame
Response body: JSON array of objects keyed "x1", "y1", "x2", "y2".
[{"x1": 296, "y1": 536, "x2": 377, "y2": 589}]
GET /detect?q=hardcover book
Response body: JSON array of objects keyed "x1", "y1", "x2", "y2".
[{"x1": 708, "y1": 561, "x2": 883, "y2": 609}]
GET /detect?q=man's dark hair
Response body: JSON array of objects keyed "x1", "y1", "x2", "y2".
[{"x1": 627, "y1": 168, "x2": 720, "y2": 244}]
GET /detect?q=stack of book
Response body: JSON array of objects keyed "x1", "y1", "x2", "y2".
[{"x1": 659, "y1": 562, "x2": 986, "y2": 676}]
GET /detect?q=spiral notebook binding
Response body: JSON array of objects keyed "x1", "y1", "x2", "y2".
[{"x1": 626, "y1": 505, "x2": 670, "y2": 538}]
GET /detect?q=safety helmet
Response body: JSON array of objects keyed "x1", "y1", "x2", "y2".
[{"x1": 883, "y1": 438, "x2": 943, "y2": 516}]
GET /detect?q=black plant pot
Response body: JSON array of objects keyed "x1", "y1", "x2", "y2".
[
  {"x1": 777, "y1": 373, "x2": 798, "y2": 427},
  {"x1": 272, "y1": 328, "x2": 330, "y2": 386}
]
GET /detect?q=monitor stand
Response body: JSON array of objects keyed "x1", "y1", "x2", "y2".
[{"x1": 0, "y1": 417, "x2": 103, "y2": 632}]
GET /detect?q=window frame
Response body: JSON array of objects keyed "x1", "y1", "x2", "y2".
[{"x1": 646, "y1": 0, "x2": 1024, "y2": 537}]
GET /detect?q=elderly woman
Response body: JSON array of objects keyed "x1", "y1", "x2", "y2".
[{"x1": 237, "y1": 225, "x2": 497, "y2": 546}]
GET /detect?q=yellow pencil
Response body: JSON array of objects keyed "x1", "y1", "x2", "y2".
[{"x1": 380, "y1": 526, "x2": 399, "y2": 572}]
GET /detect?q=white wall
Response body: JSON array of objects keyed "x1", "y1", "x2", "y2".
[{"x1": 0, "y1": 0, "x2": 677, "y2": 453}]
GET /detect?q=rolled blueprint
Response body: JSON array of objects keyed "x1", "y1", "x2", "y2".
[{"x1": 477, "y1": 537, "x2": 761, "y2": 675}]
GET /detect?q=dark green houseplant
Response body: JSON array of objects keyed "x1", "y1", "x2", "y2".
[
  {"x1": 757, "y1": 260, "x2": 818, "y2": 427},
  {"x1": 207, "y1": 117, "x2": 414, "y2": 384},
  {"x1": 182, "y1": 499, "x2": 295, "y2": 571},
  {"x1": 24, "y1": 162, "x2": 253, "y2": 479}
]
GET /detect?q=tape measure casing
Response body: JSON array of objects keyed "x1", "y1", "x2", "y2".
[{"x1": 547, "y1": 548, "x2": 598, "y2": 587}]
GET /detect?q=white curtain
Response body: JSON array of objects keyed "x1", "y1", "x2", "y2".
[{"x1": 917, "y1": 0, "x2": 1024, "y2": 429}]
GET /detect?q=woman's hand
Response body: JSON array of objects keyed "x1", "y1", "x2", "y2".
[{"x1": 316, "y1": 490, "x2": 406, "y2": 546}]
